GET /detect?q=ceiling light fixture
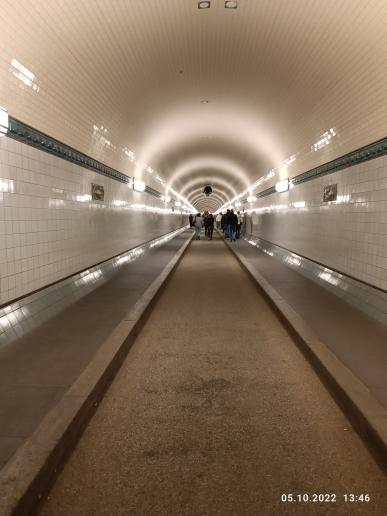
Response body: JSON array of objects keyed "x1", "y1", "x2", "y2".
[
  {"x1": 275, "y1": 179, "x2": 289, "y2": 193},
  {"x1": 200, "y1": 99, "x2": 209, "y2": 104},
  {"x1": 133, "y1": 179, "x2": 146, "y2": 192},
  {"x1": 225, "y1": 0, "x2": 238, "y2": 8},
  {"x1": 198, "y1": 1, "x2": 211, "y2": 8}
]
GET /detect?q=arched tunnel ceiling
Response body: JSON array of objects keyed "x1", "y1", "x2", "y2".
[{"x1": 0, "y1": 0, "x2": 386, "y2": 212}]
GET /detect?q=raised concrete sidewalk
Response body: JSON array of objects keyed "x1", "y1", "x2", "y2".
[
  {"x1": 223, "y1": 233, "x2": 387, "y2": 466},
  {"x1": 0, "y1": 231, "x2": 192, "y2": 472}
]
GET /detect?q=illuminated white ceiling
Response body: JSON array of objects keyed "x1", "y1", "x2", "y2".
[{"x1": 0, "y1": 0, "x2": 386, "y2": 211}]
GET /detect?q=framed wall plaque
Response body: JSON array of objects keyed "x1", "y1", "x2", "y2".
[
  {"x1": 91, "y1": 183, "x2": 104, "y2": 201},
  {"x1": 323, "y1": 184, "x2": 337, "y2": 202}
]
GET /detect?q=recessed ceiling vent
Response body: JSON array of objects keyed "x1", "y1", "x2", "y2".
[{"x1": 203, "y1": 185, "x2": 213, "y2": 196}]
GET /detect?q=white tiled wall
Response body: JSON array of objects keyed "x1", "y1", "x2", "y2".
[
  {"x1": 0, "y1": 137, "x2": 186, "y2": 305},
  {"x1": 245, "y1": 154, "x2": 387, "y2": 290}
]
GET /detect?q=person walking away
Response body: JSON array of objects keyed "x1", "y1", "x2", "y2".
[
  {"x1": 194, "y1": 213, "x2": 203, "y2": 240},
  {"x1": 189, "y1": 213, "x2": 194, "y2": 228},
  {"x1": 207, "y1": 213, "x2": 214, "y2": 240},
  {"x1": 216, "y1": 212, "x2": 222, "y2": 230},
  {"x1": 224, "y1": 209, "x2": 231, "y2": 239},
  {"x1": 236, "y1": 211, "x2": 243, "y2": 239},
  {"x1": 221, "y1": 212, "x2": 226, "y2": 233},
  {"x1": 229, "y1": 209, "x2": 238, "y2": 242},
  {"x1": 203, "y1": 212, "x2": 209, "y2": 237}
]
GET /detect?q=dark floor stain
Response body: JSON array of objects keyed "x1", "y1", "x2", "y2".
[
  {"x1": 142, "y1": 446, "x2": 190, "y2": 459},
  {"x1": 150, "y1": 351, "x2": 179, "y2": 360},
  {"x1": 143, "y1": 387, "x2": 160, "y2": 394},
  {"x1": 176, "y1": 377, "x2": 232, "y2": 395},
  {"x1": 142, "y1": 448, "x2": 160, "y2": 458}
]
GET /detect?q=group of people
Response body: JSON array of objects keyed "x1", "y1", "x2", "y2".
[
  {"x1": 189, "y1": 212, "x2": 214, "y2": 240},
  {"x1": 188, "y1": 209, "x2": 244, "y2": 242},
  {"x1": 219, "y1": 209, "x2": 243, "y2": 241}
]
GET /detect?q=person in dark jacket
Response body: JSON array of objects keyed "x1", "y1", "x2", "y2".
[
  {"x1": 236, "y1": 211, "x2": 243, "y2": 238},
  {"x1": 221, "y1": 212, "x2": 226, "y2": 233},
  {"x1": 206, "y1": 213, "x2": 214, "y2": 240},
  {"x1": 189, "y1": 213, "x2": 194, "y2": 228},
  {"x1": 229, "y1": 209, "x2": 238, "y2": 242},
  {"x1": 203, "y1": 211, "x2": 210, "y2": 237},
  {"x1": 223, "y1": 209, "x2": 231, "y2": 239}
]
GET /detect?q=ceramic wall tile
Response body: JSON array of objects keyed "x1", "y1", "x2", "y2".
[
  {"x1": 0, "y1": 137, "x2": 187, "y2": 305},
  {"x1": 245, "y1": 154, "x2": 387, "y2": 290}
]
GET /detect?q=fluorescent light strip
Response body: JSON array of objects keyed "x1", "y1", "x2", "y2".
[
  {"x1": 313, "y1": 128, "x2": 336, "y2": 151},
  {"x1": 133, "y1": 179, "x2": 146, "y2": 192},
  {"x1": 11, "y1": 58, "x2": 34, "y2": 81},
  {"x1": 11, "y1": 58, "x2": 40, "y2": 91},
  {"x1": 275, "y1": 179, "x2": 289, "y2": 193}
]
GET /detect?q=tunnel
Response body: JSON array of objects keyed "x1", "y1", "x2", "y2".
[{"x1": 0, "y1": 1, "x2": 387, "y2": 514}]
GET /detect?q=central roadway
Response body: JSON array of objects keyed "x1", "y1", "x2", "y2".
[{"x1": 41, "y1": 233, "x2": 387, "y2": 515}]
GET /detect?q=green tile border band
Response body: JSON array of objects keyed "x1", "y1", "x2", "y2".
[
  {"x1": 6, "y1": 116, "x2": 164, "y2": 200},
  {"x1": 7, "y1": 117, "x2": 132, "y2": 184},
  {"x1": 6, "y1": 116, "x2": 386, "y2": 204},
  {"x1": 241, "y1": 136, "x2": 387, "y2": 203}
]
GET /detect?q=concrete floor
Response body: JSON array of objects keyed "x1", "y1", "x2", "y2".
[
  {"x1": 40, "y1": 233, "x2": 387, "y2": 516},
  {"x1": 0, "y1": 233, "x2": 190, "y2": 469}
]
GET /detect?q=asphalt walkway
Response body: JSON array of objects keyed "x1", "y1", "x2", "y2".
[{"x1": 40, "y1": 232, "x2": 387, "y2": 515}]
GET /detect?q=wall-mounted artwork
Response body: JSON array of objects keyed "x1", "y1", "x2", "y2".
[
  {"x1": 323, "y1": 184, "x2": 337, "y2": 202},
  {"x1": 91, "y1": 183, "x2": 104, "y2": 201}
]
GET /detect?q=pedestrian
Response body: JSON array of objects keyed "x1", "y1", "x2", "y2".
[
  {"x1": 221, "y1": 212, "x2": 226, "y2": 233},
  {"x1": 236, "y1": 211, "x2": 243, "y2": 239},
  {"x1": 207, "y1": 213, "x2": 214, "y2": 240},
  {"x1": 203, "y1": 211, "x2": 209, "y2": 237},
  {"x1": 224, "y1": 209, "x2": 231, "y2": 239},
  {"x1": 189, "y1": 213, "x2": 194, "y2": 228},
  {"x1": 229, "y1": 209, "x2": 238, "y2": 242},
  {"x1": 194, "y1": 213, "x2": 203, "y2": 240},
  {"x1": 216, "y1": 212, "x2": 222, "y2": 230}
]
